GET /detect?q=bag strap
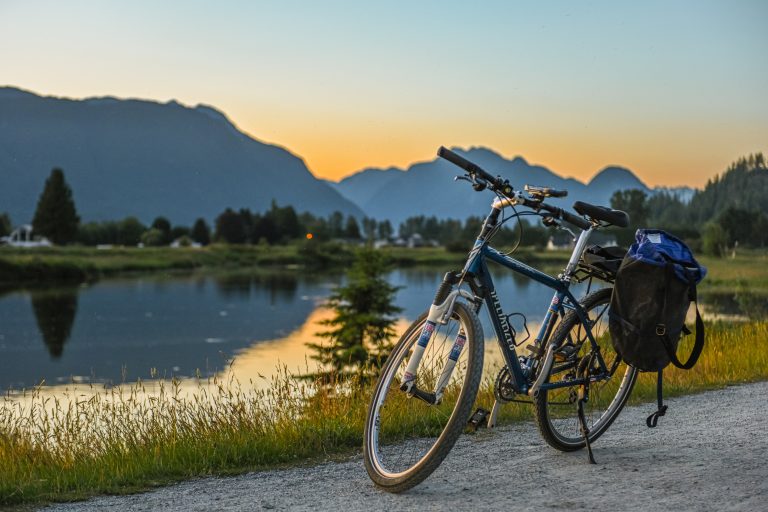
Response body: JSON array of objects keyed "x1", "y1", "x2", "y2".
[
  {"x1": 657, "y1": 274, "x2": 705, "y2": 370},
  {"x1": 646, "y1": 370, "x2": 667, "y2": 428}
]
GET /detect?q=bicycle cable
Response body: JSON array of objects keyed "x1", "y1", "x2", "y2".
[{"x1": 488, "y1": 187, "x2": 547, "y2": 256}]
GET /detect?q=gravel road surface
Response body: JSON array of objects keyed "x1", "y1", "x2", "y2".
[{"x1": 43, "y1": 381, "x2": 768, "y2": 511}]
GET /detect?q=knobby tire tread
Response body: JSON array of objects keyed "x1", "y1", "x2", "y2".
[
  {"x1": 363, "y1": 302, "x2": 484, "y2": 493},
  {"x1": 533, "y1": 287, "x2": 637, "y2": 452}
]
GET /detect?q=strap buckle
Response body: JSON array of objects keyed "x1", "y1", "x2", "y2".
[{"x1": 655, "y1": 324, "x2": 666, "y2": 336}]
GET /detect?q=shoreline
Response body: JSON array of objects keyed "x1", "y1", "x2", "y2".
[{"x1": 0, "y1": 244, "x2": 571, "y2": 289}]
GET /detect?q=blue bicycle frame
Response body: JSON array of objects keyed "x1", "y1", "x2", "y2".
[{"x1": 459, "y1": 218, "x2": 610, "y2": 396}]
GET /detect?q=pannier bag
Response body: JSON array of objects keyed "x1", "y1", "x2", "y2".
[{"x1": 609, "y1": 229, "x2": 707, "y2": 427}]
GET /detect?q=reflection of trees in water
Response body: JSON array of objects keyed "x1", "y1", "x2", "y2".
[
  {"x1": 214, "y1": 272, "x2": 300, "y2": 304},
  {"x1": 254, "y1": 273, "x2": 299, "y2": 304},
  {"x1": 30, "y1": 288, "x2": 79, "y2": 359},
  {"x1": 700, "y1": 291, "x2": 768, "y2": 320},
  {"x1": 214, "y1": 274, "x2": 252, "y2": 298}
]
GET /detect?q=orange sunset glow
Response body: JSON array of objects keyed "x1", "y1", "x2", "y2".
[{"x1": 1, "y1": 1, "x2": 765, "y2": 188}]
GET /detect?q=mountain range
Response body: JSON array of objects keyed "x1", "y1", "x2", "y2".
[
  {"x1": 0, "y1": 87, "x2": 363, "y2": 225},
  {"x1": 330, "y1": 148, "x2": 694, "y2": 226},
  {"x1": 0, "y1": 86, "x2": 693, "y2": 228}
]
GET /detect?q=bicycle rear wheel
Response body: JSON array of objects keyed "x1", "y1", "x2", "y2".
[
  {"x1": 363, "y1": 301, "x2": 483, "y2": 492},
  {"x1": 534, "y1": 287, "x2": 637, "y2": 451}
]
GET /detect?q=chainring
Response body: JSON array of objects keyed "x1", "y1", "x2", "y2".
[{"x1": 494, "y1": 366, "x2": 517, "y2": 402}]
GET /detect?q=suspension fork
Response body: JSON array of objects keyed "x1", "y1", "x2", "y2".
[{"x1": 400, "y1": 272, "x2": 473, "y2": 404}]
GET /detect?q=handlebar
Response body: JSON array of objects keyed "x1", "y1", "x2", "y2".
[
  {"x1": 438, "y1": 146, "x2": 502, "y2": 188},
  {"x1": 438, "y1": 146, "x2": 591, "y2": 231},
  {"x1": 514, "y1": 195, "x2": 592, "y2": 231}
]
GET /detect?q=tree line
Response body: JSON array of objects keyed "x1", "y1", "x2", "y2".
[
  {"x1": 3, "y1": 153, "x2": 765, "y2": 256},
  {"x1": 608, "y1": 153, "x2": 768, "y2": 255}
]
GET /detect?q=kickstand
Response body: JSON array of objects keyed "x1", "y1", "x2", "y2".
[
  {"x1": 488, "y1": 399, "x2": 500, "y2": 429},
  {"x1": 577, "y1": 385, "x2": 597, "y2": 464}
]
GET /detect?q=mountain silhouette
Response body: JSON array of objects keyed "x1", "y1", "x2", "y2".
[
  {"x1": 0, "y1": 87, "x2": 363, "y2": 225},
  {"x1": 330, "y1": 147, "x2": 691, "y2": 225}
]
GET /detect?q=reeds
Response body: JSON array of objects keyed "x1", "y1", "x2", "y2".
[{"x1": 0, "y1": 321, "x2": 765, "y2": 506}]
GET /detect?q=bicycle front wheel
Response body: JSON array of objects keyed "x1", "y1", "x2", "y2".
[
  {"x1": 363, "y1": 301, "x2": 483, "y2": 493},
  {"x1": 534, "y1": 287, "x2": 638, "y2": 451}
]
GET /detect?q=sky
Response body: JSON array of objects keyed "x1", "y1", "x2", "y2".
[{"x1": 1, "y1": 0, "x2": 766, "y2": 186}]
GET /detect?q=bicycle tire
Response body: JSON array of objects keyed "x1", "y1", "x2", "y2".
[
  {"x1": 533, "y1": 287, "x2": 637, "y2": 451},
  {"x1": 363, "y1": 301, "x2": 484, "y2": 492}
]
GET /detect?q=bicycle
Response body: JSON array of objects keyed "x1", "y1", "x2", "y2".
[{"x1": 363, "y1": 146, "x2": 636, "y2": 492}]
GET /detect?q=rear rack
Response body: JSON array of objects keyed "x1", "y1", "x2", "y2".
[{"x1": 572, "y1": 245, "x2": 627, "y2": 284}]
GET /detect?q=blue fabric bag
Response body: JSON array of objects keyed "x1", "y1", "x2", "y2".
[{"x1": 628, "y1": 229, "x2": 707, "y2": 285}]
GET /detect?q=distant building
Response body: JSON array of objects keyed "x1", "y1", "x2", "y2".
[{"x1": 0, "y1": 224, "x2": 52, "y2": 248}]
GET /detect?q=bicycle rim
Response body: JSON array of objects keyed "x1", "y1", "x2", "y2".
[
  {"x1": 364, "y1": 302, "x2": 482, "y2": 489},
  {"x1": 537, "y1": 289, "x2": 637, "y2": 448}
]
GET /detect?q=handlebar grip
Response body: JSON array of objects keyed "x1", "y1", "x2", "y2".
[
  {"x1": 437, "y1": 146, "x2": 494, "y2": 182},
  {"x1": 548, "y1": 189, "x2": 568, "y2": 198},
  {"x1": 560, "y1": 209, "x2": 591, "y2": 230},
  {"x1": 531, "y1": 199, "x2": 592, "y2": 231}
]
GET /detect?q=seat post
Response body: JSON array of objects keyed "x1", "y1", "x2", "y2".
[{"x1": 564, "y1": 227, "x2": 595, "y2": 279}]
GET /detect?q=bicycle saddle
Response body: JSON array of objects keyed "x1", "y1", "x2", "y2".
[{"x1": 572, "y1": 201, "x2": 630, "y2": 228}]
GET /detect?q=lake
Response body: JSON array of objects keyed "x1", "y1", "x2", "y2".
[{"x1": 0, "y1": 266, "x2": 747, "y2": 395}]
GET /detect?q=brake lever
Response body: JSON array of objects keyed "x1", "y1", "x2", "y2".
[{"x1": 454, "y1": 173, "x2": 487, "y2": 191}]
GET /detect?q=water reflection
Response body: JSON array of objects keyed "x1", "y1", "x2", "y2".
[
  {"x1": 0, "y1": 272, "x2": 332, "y2": 390},
  {"x1": 699, "y1": 291, "x2": 768, "y2": 320},
  {"x1": 0, "y1": 267, "x2": 761, "y2": 394},
  {"x1": 30, "y1": 288, "x2": 79, "y2": 359}
]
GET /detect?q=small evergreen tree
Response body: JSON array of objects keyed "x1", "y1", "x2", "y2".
[
  {"x1": 32, "y1": 168, "x2": 80, "y2": 244},
  {"x1": 362, "y1": 217, "x2": 378, "y2": 242},
  {"x1": 610, "y1": 189, "x2": 649, "y2": 246},
  {"x1": 308, "y1": 248, "x2": 402, "y2": 376},
  {"x1": 215, "y1": 208, "x2": 247, "y2": 244},
  {"x1": 328, "y1": 211, "x2": 344, "y2": 238},
  {"x1": 118, "y1": 217, "x2": 146, "y2": 246},
  {"x1": 151, "y1": 217, "x2": 172, "y2": 245},
  {"x1": 0, "y1": 212, "x2": 11, "y2": 238},
  {"x1": 191, "y1": 218, "x2": 211, "y2": 246},
  {"x1": 378, "y1": 219, "x2": 393, "y2": 240},
  {"x1": 344, "y1": 216, "x2": 362, "y2": 239}
]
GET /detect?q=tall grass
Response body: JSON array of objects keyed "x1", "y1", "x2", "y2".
[{"x1": 1, "y1": 321, "x2": 766, "y2": 506}]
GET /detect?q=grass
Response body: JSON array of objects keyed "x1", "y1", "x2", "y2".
[
  {"x1": 0, "y1": 244, "x2": 310, "y2": 285},
  {"x1": 0, "y1": 243, "x2": 571, "y2": 288},
  {"x1": 0, "y1": 320, "x2": 766, "y2": 506}
]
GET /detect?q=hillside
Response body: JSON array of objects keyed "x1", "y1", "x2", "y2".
[
  {"x1": 0, "y1": 87, "x2": 363, "y2": 225},
  {"x1": 688, "y1": 154, "x2": 768, "y2": 223}
]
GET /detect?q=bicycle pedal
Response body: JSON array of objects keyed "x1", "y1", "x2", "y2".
[{"x1": 468, "y1": 407, "x2": 490, "y2": 431}]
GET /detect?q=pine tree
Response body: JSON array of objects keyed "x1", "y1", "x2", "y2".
[
  {"x1": 191, "y1": 218, "x2": 211, "y2": 246},
  {"x1": 378, "y1": 220, "x2": 393, "y2": 240},
  {"x1": 151, "y1": 217, "x2": 172, "y2": 245},
  {"x1": 308, "y1": 248, "x2": 402, "y2": 377},
  {"x1": 362, "y1": 217, "x2": 378, "y2": 242},
  {"x1": 0, "y1": 212, "x2": 11, "y2": 238},
  {"x1": 214, "y1": 208, "x2": 247, "y2": 244},
  {"x1": 344, "y1": 216, "x2": 361, "y2": 239},
  {"x1": 32, "y1": 168, "x2": 80, "y2": 244}
]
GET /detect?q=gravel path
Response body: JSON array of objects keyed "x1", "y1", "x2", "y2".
[{"x1": 43, "y1": 382, "x2": 768, "y2": 512}]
